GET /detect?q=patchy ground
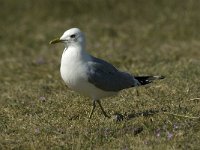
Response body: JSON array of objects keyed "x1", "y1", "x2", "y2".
[{"x1": 0, "y1": 0, "x2": 200, "y2": 149}]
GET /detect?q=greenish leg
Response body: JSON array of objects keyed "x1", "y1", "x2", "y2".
[
  {"x1": 96, "y1": 100, "x2": 110, "y2": 118},
  {"x1": 89, "y1": 100, "x2": 96, "y2": 119}
]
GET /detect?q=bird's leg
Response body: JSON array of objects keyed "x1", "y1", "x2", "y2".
[
  {"x1": 96, "y1": 100, "x2": 110, "y2": 118},
  {"x1": 89, "y1": 100, "x2": 96, "y2": 119},
  {"x1": 136, "y1": 89, "x2": 139, "y2": 96}
]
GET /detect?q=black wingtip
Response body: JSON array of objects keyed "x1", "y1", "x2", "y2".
[{"x1": 135, "y1": 75, "x2": 165, "y2": 85}]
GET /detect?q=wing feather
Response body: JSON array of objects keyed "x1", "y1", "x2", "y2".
[{"x1": 87, "y1": 56, "x2": 139, "y2": 92}]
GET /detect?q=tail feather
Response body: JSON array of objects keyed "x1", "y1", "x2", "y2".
[{"x1": 135, "y1": 75, "x2": 165, "y2": 85}]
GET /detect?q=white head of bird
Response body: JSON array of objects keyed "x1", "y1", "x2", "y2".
[{"x1": 50, "y1": 28, "x2": 86, "y2": 49}]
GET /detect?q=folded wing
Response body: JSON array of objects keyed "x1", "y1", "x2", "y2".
[{"x1": 87, "y1": 56, "x2": 139, "y2": 92}]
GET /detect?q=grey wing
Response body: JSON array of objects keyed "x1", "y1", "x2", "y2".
[{"x1": 87, "y1": 56, "x2": 139, "y2": 92}]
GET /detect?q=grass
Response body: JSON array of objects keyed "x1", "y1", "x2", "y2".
[{"x1": 0, "y1": 0, "x2": 200, "y2": 149}]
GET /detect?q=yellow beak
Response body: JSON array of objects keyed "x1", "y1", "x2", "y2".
[{"x1": 49, "y1": 38, "x2": 64, "y2": 44}]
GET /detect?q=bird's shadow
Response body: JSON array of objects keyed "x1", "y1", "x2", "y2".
[
  {"x1": 127, "y1": 109, "x2": 160, "y2": 119},
  {"x1": 113, "y1": 109, "x2": 161, "y2": 122}
]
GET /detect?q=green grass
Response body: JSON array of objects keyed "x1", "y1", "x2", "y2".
[{"x1": 1, "y1": 0, "x2": 200, "y2": 149}]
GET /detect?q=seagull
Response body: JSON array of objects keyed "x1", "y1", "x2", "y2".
[{"x1": 50, "y1": 28, "x2": 164, "y2": 119}]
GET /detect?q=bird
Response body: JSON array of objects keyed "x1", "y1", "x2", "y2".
[{"x1": 50, "y1": 28, "x2": 164, "y2": 119}]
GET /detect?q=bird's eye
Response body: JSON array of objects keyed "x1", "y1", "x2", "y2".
[{"x1": 70, "y1": 34, "x2": 76, "y2": 38}]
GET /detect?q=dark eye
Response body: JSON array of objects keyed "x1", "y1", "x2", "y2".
[{"x1": 70, "y1": 34, "x2": 76, "y2": 38}]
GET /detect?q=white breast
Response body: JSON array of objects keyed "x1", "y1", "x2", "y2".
[
  {"x1": 60, "y1": 47, "x2": 117, "y2": 100},
  {"x1": 60, "y1": 47, "x2": 87, "y2": 88}
]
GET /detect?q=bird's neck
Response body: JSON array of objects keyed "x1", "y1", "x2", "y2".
[{"x1": 62, "y1": 45, "x2": 90, "y2": 64}]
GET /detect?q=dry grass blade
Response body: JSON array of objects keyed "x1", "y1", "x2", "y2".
[{"x1": 163, "y1": 112, "x2": 200, "y2": 119}]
